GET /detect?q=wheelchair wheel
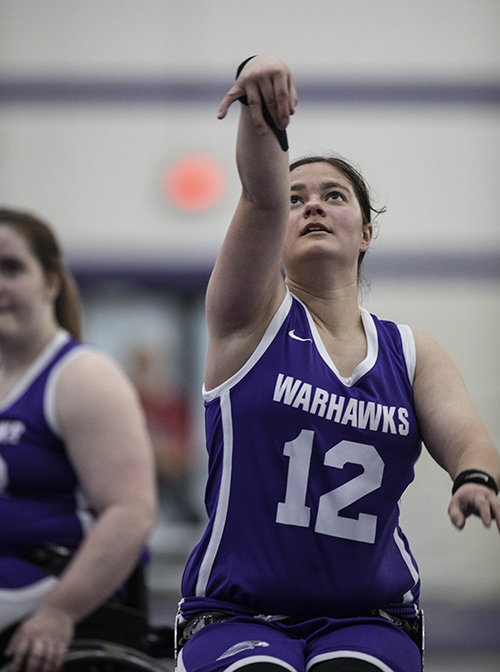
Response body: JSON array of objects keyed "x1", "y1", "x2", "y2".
[{"x1": 61, "y1": 640, "x2": 171, "y2": 672}]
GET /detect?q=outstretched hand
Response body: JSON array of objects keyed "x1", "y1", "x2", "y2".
[
  {"x1": 5, "y1": 607, "x2": 74, "y2": 672},
  {"x1": 218, "y1": 54, "x2": 297, "y2": 135},
  {"x1": 448, "y1": 482, "x2": 500, "y2": 532}
]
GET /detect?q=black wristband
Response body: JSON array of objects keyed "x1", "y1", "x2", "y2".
[
  {"x1": 236, "y1": 55, "x2": 257, "y2": 79},
  {"x1": 235, "y1": 56, "x2": 289, "y2": 152},
  {"x1": 452, "y1": 469, "x2": 499, "y2": 496}
]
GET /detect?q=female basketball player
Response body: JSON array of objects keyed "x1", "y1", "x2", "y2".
[
  {"x1": 0, "y1": 209, "x2": 157, "y2": 672},
  {"x1": 176, "y1": 55, "x2": 500, "y2": 672}
]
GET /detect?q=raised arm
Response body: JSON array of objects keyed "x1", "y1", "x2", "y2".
[
  {"x1": 412, "y1": 329, "x2": 500, "y2": 532},
  {"x1": 205, "y1": 55, "x2": 297, "y2": 389},
  {"x1": 6, "y1": 352, "x2": 157, "y2": 672}
]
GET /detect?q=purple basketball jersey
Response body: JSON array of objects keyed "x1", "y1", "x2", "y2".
[
  {"x1": 181, "y1": 292, "x2": 422, "y2": 622},
  {"x1": 0, "y1": 331, "x2": 95, "y2": 588}
]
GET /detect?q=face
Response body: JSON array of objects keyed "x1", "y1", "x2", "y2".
[
  {"x1": 283, "y1": 162, "x2": 372, "y2": 275},
  {"x1": 0, "y1": 225, "x2": 59, "y2": 340}
]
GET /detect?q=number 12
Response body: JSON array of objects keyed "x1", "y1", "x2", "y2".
[{"x1": 276, "y1": 429, "x2": 384, "y2": 544}]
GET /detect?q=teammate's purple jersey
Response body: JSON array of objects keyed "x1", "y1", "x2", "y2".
[
  {"x1": 181, "y1": 292, "x2": 422, "y2": 621},
  {"x1": 0, "y1": 331, "x2": 94, "y2": 588}
]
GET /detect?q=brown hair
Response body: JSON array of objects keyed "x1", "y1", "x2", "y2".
[
  {"x1": 289, "y1": 155, "x2": 386, "y2": 272},
  {"x1": 0, "y1": 208, "x2": 82, "y2": 340}
]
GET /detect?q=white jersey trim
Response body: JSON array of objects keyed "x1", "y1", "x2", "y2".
[
  {"x1": 44, "y1": 340, "x2": 94, "y2": 438},
  {"x1": 44, "y1": 343, "x2": 97, "y2": 536},
  {"x1": 397, "y1": 325, "x2": 416, "y2": 385},
  {"x1": 40, "y1": 332, "x2": 97, "y2": 535},
  {"x1": 195, "y1": 389, "x2": 234, "y2": 596},
  {"x1": 0, "y1": 576, "x2": 58, "y2": 631},
  {"x1": 307, "y1": 652, "x2": 394, "y2": 672},
  {"x1": 393, "y1": 523, "x2": 419, "y2": 603},
  {"x1": 203, "y1": 292, "x2": 415, "y2": 396},
  {"x1": 297, "y1": 297, "x2": 379, "y2": 387},
  {"x1": 0, "y1": 329, "x2": 71, "y2": 413},
  {"x1": 223, "y1": 657, "x2": 298, "y2": 672}
]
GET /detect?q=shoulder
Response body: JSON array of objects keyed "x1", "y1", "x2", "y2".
[
  {"x1": 412, "y1": 328, "x2": 452, "y2": 366},
  {"x1": 205, "y1": 287, "x2": 292, "y2": 391},
  {"x1": 410, "y1": 328, "x2": 466, "y2": 394},
  {"x1": 373, "y1": 319, "x2": 438, "y2": 357},
  {"x1": 57, "y1": 347, "x2": 126, "y2": 377},
  {"x1": 52, "y1": 348, "x2": 141, "y2": 426}
]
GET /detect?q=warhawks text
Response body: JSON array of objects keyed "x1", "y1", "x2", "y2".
[{"x1": 273, "y1": 373, "x2": 410, "y2": 436}]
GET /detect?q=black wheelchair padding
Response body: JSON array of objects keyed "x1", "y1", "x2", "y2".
[{"x1": 74, "y1": 603, "x2": 148, "y2": 654}]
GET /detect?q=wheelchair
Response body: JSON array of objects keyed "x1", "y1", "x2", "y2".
[{"x1": 0, "y1": 562, "x2": 176, "y2": 672}]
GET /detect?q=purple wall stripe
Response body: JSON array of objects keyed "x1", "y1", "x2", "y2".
[
  {"x1": 70, "y1": 251, "x2": 500, "y2": 292},
  {"x1": 1, "y1": 77, "x2": 499, "y2": 106}
]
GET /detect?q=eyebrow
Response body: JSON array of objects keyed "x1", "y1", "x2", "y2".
[{"x1": 290, "y1": 181, "x2": 352, "y2": 194}]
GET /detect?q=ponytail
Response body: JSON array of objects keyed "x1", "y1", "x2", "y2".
[{"x1": 55, "y1": 269, "x2": 82, "y2": 341}]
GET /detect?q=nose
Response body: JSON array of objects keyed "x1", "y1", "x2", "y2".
[{"x1": 304, "y1": 197, "x2": 325, "y2": 217}]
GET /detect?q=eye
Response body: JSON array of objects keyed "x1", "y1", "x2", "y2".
[
  {"x1": 290, "y1": 194, "x2": 302, "y2": 205},
  {"x1": 326, "y1": 191, "x2": 344, "y2": 202},
  {"x1": 0, "y1": 257, "x2": 26, "y2": 276}
]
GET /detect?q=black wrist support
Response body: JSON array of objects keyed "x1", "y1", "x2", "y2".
[
  {"x1": 235, "y1": 56, "x2": 289, "y2": 152},
  {"x1": 452, "y1": 469, "x2": 499, "y2": 496}
]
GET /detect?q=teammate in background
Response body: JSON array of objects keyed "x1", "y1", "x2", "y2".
[
  {"x1": 0, "y1": 209, "x2": 157, "y2": 672},
  {"x1": 176, "y1": 56, "x2": 500, "y2": 672}
]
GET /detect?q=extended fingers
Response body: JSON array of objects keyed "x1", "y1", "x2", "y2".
[
  {"x1": 218, "y1": 85, "x2": 245, "y2": 120},
  {"x1": 24, "y1": 639, "x2": 47, "y2": 672},
  {"x1": 448, "y1": 484, "x2": 500, "y2": 532},
  {"x1": 244, "y1": 79, "x2": 271, "y2": 135},
  {"x1": 475, "y1": 491, "x2": 493, "y2": 528},
  {"x1": 8, "y1": 637, "x2": 42, "y2": 672},
  {"x1": 217, "y1": 79, "x2": 268, "y2": 134},
  {"x1": 490, "y1": 493, "x2": 500, "y2": 532},
  {"x1": 218, "y1": 55, "x2": 297, "y2": 131},
  {"x1": 448, "y1": 496, "x2": 466, "y2": 529},
  {"x1": 6, "y1": 627, "x2": 68, "y2": 672},
  {"x1": 10, "y1": 640, "x2": 66, "y2": 672},
  {"x1": 44, "y1": 639, "x2": 66, "y2": 672},
  {"x1": 256, "y1": 69, "x2": 297, "y2": 130}
]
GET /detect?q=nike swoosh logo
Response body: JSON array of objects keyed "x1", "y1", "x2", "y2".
[{"x1": 288, "y1": 330, "x2": 312, "y2": 342}]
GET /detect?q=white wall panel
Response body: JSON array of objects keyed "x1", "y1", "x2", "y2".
[
  {"x1": 0, "y1": 0, "x2": 499, "y2": 78},
  {"x1": 1, "y1": 105, "x2": 498, "y2": 262}
]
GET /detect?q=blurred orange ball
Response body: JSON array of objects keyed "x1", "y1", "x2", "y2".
[{"x1": 163, "y1": 154, "x2": 226, "y2": 212}]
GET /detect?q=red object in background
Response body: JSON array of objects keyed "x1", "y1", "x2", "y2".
[{"x1": 163, "y1": 154, "x2": 226, "y2": 212}]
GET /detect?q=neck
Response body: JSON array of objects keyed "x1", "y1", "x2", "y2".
[
  {"x1": 0, "y1": 322, "x2": 59, "y2": 377},
  {"x1": 285, "y1": 274, "x2": 362, "y2": 337}
]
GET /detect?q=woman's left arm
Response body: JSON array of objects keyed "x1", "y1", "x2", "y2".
[
  {"x1": 6, "y1": 351, "x2": 158, "y2": 672},
  {"x1": 412, "y1": 329, "x2": 500, "y2": 532}
]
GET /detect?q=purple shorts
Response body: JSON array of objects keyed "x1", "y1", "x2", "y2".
[{"x1": 177, "y1": 614, "x2": 421, "y2": 672}]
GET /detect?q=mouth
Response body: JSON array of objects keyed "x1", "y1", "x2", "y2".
[{"x1": 301, "y1": 223, "x2": 329, "y2": 236}]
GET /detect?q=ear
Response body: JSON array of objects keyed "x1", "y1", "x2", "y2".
[
  {"x1": 44, "y1": 271, "x2": 61, "y2": 303},
  {"x1": 360, "y1": 223, "x2": 373, "y2": 251}
]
